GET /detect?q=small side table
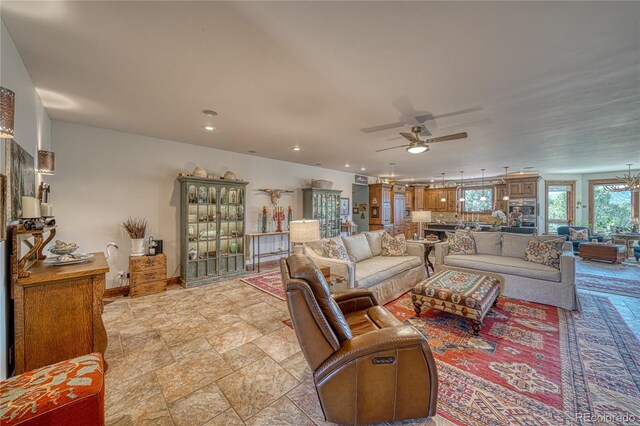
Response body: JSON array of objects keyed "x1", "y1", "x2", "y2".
[
  {"x1": 409, "y1": 239, "x2": 441, "y2": 277},
  {"x1": 129, "y1": 254, "x2": 167, "y2": 297}
]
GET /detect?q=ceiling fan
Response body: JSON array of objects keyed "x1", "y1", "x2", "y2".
[{"x1": 375, "y1": 126, "x2": 467, "y2": 154}]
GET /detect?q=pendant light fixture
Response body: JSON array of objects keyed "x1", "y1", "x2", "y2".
[
  {"x1": 440, "y1": 173, "x2": 446, "y2": 202},
  {"x1": 459, "y1": 171, "x2": 465, "y2": 202},
  {"x1": 503, "y1": 166, "x2": 510, "y2": 201},
  {"x1": 480, "y1": 168, "x2": 487, "y2": 201}
]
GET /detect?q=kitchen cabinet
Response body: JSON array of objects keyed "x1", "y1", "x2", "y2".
[
  {"x1": 507, "y1": 179, "x2": 538, "y2": 199},
  {"x1": 404, "y1": 190, "x2": 413, "y2": 210},
  {"x1": 369, "y1": 184, "x2": 392, "y2": 227},
  {"x1": 413, "y1": 187, "x2": 425, "y2": 210}
]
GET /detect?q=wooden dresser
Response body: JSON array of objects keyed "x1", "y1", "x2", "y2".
[
  {"x1": 13, "y1": 253, "x2": 109, "y2": 374},
  {"x1": 129, "y1": 254, "x2": 167, "y2": 297}
]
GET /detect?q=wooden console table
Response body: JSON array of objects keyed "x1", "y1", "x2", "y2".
[
  {"x1": 246, "y1": 231, "x2": 290, "y2": 272},
  {"x1": 12, "y1": 252, "x2": 110, "y2": 374}
]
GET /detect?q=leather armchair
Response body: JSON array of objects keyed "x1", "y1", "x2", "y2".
[{"x1": 281, "y1": 255, "x2": 438, "y2": 425}]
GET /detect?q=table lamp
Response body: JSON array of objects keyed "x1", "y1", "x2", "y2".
[
  {"x1": 411, "y1": 210, "x2": 432, "y2": 239},
  {"x1": 289, "y1": 219, "x2": 320, "y2": 254}
]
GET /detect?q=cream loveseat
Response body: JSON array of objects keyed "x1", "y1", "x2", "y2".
[
  {"x1": 303, "y1": 231, "x2": 425, "y2": 304},
  {"x1": 434, "y1": 232, "x2": 580, "y2": 311}
]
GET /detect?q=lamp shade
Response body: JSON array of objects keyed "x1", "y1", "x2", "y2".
[
  {"x1": 289, "y1": 219, "x2": 320, "y2": 243},
  {"x1": 0, "y1": 86, "x2": 15, "y2": 139},
  {"x1": 37, "y1": 150, "x2": 55, "y2": 175},
  {"x1": 411, "y1": 210, "x2": 432, "y2": 223}
]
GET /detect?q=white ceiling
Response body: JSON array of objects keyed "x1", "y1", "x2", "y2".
[{"x1": 2, "y1": 1, "x2": 639, "y2": 181}]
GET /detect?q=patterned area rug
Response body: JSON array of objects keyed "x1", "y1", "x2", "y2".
[
  {"x1": 240, "y1": 270, "x2": 284, "y2": 300},
  {"x1": 385, "y1": 293, "x2": 640, "y2": 425},
  {"x1": 577, "y1": 272, "x2": 640, "y2": 298}
]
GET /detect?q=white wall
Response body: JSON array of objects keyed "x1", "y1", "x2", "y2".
[
  {"x1": 49, "y1": 121, "x2": 356, "y2": 288},
  {"x1": 0, "y1": 19, "x2": 52, "y2": 380}
]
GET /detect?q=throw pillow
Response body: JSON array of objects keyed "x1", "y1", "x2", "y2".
[
  {"x1": 322, "y1": 238, "x2": 349, "y2": 261},
  {"x1": 381, "y1": 233, "x2": 407, "y2": 256},
  {"x1": 569, "y1": 228, "x2": 589, "y2": 241},
  {"x1": 446, "y1": 231, "x2": 477, "y2": 255},
  {"x1": 523, "y1": 236, "x2": 565, "y2": 270}
]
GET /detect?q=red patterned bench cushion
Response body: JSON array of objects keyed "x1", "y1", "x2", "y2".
[
  {"x1": 412, "y1": 269, "x2": 501, "y2": 321},
  {"x1": 0, "y1": 353, "x2": 104, "y2": 425}
]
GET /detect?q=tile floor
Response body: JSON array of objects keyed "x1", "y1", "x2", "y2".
[{"x1": 103, "y1": 258, "x2": 639, "y2": 425}]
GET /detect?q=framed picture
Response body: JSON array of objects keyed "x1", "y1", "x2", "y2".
[
  {"x1": 5, "y1": 140, "x2": 36, "y2": 222},
  {"x1": 371, "y1": 206, "x2": 379, "y2": 218},
  {"x1": 340, "y1": 198, "x2": 349, "y2": 216},
  {"x1": 352, "y1": 207, "x2": 359, "y2": 214}
]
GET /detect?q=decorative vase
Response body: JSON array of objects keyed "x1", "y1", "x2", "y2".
[
  {"x1": 230, "y1": 242, "x2": 237, "y2": 254},
  {"x1": 131, "y1": 238, "x2": 145, "y2": 256}
]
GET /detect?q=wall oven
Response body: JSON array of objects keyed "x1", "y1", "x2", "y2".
[{"x1": 507, "y1": 199, "x2": 537, "y2": 228}]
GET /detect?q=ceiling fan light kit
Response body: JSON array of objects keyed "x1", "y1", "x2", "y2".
[{"x1": 406, "y1": 142, "x2": 429, "y2": 154}]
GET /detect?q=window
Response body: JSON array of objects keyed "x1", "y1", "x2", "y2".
[
  {"x1": 545, "y1": 182, "x2": 575, "y2": 233},
  {"x1": 463, "y1": 188, "x2": 492, "y2": 212},
  {"x1": 592, "y1": 185, "x2": 632, "y2": 232}
]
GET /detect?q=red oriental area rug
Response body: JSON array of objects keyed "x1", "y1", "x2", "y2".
[
  {"x1": 240, "y1": 271, "x2": 285, "y2": 300},
  {"x1": 384, "y1": 293, "x2": 640, "y2": 425}
]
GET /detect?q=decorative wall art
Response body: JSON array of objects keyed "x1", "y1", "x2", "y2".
[
  {"x1": 5, "y1": 140, "x2": 35, "y2": 221},
  {"x1": 352, "y1": 207, "x2": 359, "y2": 214},
  {"x1": 340, "y1": 198, "x2": 350, "y2": 216},
  {"x1": 371, "y1": 206, "x2": 379, "y2": 218}
]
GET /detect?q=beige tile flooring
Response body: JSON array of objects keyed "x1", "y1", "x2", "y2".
[{"x1": 103, "y1": 276, "x2": 452, "y2": 426}]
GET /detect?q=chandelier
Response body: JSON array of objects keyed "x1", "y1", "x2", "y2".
[{"x1": 602, "y1": 164, "x2": 640, "y2": 192}]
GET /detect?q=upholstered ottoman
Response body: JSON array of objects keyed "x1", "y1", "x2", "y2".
[
  {"x1": 0, "y1": 353, "x2": 105, "y2": 425},
  {"x1": 412, "y1": 269, "x2": 502, "y2": 336}
]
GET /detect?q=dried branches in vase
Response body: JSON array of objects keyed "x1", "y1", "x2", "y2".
[{"x1": 122, "y1": 218, "x2": 148, "y2": 239}]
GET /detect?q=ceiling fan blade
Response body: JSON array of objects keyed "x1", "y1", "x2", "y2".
[
  {"x1": 415, "y1": 107, "x2": 483, "y2": 123},
  {"x1": 360, "y1": 121, "x2": 405, "y2": 133},
  {"x1": 375, "y1": 144, "x2": 409, "y2": 153},
  {"x1": 400, "y1": 132, "x2": 421, "y2": 143},
  {"x1": 426, "y1": 132, "x2": 468, "y2": 143}
]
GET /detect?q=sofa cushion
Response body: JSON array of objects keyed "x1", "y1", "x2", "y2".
[
  {"x1": 355, "y1": 256, "x2": 423, "y2": 289},
  {"x1": 447, "y1": 231, "x2": 477, "y2": 255},
  {"x1": 342, "y1": 234, "x2": 374, "y2": 262},
  {"x1": 323, "y1": 238, "x2": 349, "y2": 261},
  {"x1": 444, "y1": 254, "x2": 561, "y2": 282},
  {"x1": 381, "y1": 233, "x2": 408, "y2": 256},
  {"x1": 501, "y1": 233, "x2": 532, "y2": 258},
  {"x1": 524, "y1": 237, "x2": 565, "y2": 270},
  {"x1": 307, "y1": 238, "x2": 331, "y2": 257},
  {"x1": 365, "y1": 230, "x2": 386, "y2": 257},
  {"x1": 471, "y1": 231, "x2": 502, "y2": 256},
  {"x1": 569, "y1": 228, "x2": 589, "y2": 241}
]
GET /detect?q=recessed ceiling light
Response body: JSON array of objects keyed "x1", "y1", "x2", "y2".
[
  {"x1": 202, "y1": 109, "x2": 218, "y2": 116},
  {"x1": 315, "y1": 163, "x2": 321, "y2": 166},
  {"x1": 292, "y1": 145, "x2": 301, "y2": 151},
  {"x1": 430, "y1": 177, "x2": 435, "y2": 183},
  {"x1": 411, "y1": 178, "x2": 415, "y2": 181},
  {"x1": 248, "y1": 150, "x2": 256, "y2": 154},
  {"x1": 390, "y1": 172, "x2": 395, "y2": 177},
  {"x1": 345, "y1": 163, "x2": 350, "y2": 168},
  {"x1": 360, "y1": 167, "x2": 366, "y2": 171},
  {"x1": 203, "y1": 125, "x2": 216, "y2": 131}
]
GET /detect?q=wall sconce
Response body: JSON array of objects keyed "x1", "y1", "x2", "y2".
[
  {"x1": 37, "y1": 150, "x2": 55, "y2": 175},
  {"x1": 0, "y1": 86, "x2": 16, "y2": 139}
]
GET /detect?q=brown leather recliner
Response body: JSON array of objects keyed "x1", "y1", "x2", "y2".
[{"x1": 281, "y1": 255, "x2": 438, "y2": 425}]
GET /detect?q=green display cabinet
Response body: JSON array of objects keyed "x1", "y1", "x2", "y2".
[
  {"x1": 302, "y1": 188, "x2": 342, "y2": 239},
  {"x1": 178, "y1": 176, "x2": 248, "y2": 287}
]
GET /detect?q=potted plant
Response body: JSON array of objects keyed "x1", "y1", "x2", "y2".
[{"x1": 122, "y1": 217, "x2": 148, "y2": 256}]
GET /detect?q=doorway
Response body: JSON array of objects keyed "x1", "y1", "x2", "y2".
[
  {"x1": 545, "y1": 181, "x2": 575, "y2": 233},
  {"x1": 352, "y1": 184, "x2": 369, "y2": 233}
]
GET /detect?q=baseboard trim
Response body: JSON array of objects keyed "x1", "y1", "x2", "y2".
[{"x1": 104, "y1": 276, "x2": 181, "y2": 298}]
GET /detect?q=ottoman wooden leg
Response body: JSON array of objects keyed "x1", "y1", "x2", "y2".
[
  {"x1": 413, "y1": 301, "x2": 423, "y2": 317},
  {"x1": 472, "y1": 320, "x2": 482, "y2": 336}
]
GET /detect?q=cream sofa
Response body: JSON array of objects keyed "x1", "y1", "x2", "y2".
[
  {"x1": 434, "y1": 232, "x2": 580, "y2": 311},
  {"x1": 303, "y1": 231, "x2": 425, "y2": 304}
]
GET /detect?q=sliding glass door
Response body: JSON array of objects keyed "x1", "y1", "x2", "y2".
[{"x1": 545, "y1": 181, "x2": 575, "y2": 233}]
